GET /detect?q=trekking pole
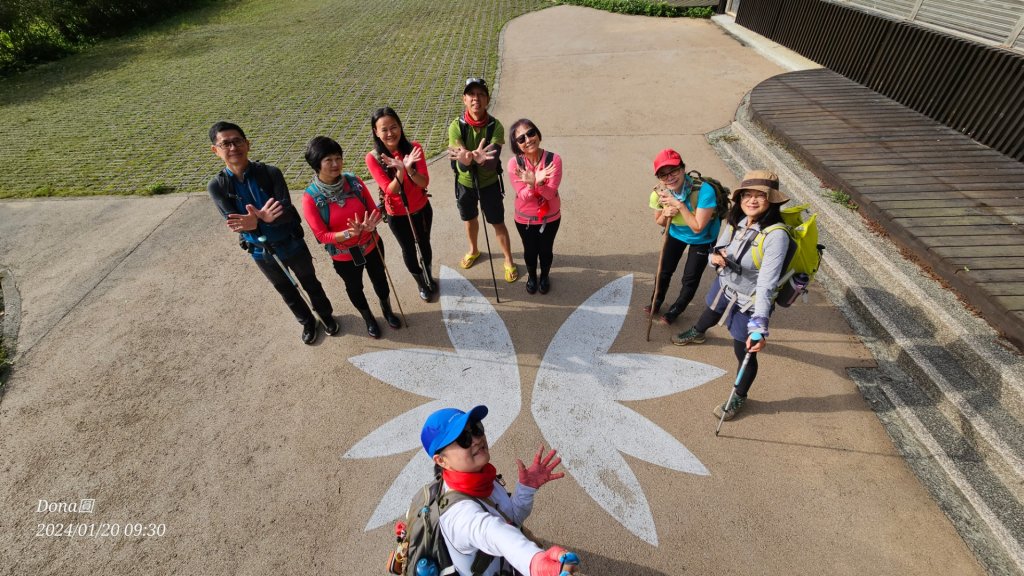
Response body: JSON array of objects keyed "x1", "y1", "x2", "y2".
[
  {"x1": 256, "y1": 236, "x2": 327, "y2": 330},
  {"x1": 559, "y1": 551, "x2": 581, "y2": 576},
  {"x1": 645, "y1": 218, "x2": 672, "y2": 342},
  {"x1": 470, "y1": 169, "x2": 501, "y2": 303},
  {"x1": 715, "y1": 332, "x2": 762, "y2": 436},
  {"x1": 394, "y1": 168, "x2": 434, "y2": 292},
  {"x1": 373, "y1": 230, "x2": 407, "y2": 327}
]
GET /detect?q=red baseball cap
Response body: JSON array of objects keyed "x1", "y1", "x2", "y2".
[{"x1": 653, "y1": 149, "x2": 684, "y2": 174}]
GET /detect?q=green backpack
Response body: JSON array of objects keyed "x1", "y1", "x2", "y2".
[
  {"x1": 751, "y1": 203, "x2": 824, "y2": 307},
  {"x1": 387, "y1": 473, "x2": 495, "y2": 576},
  {"x1": 686, "y1": 170, "x2": 731, "y2": 221}
]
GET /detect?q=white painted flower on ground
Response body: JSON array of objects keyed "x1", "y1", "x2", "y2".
[
  {"x1": 344, "y1": 267, "x2": 724, "y2": 544},
  {"x1": 532, "y1": 275, "x2": 724, "y2": 545}
]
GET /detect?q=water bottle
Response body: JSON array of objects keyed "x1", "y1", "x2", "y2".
[{"x1": 415, "y1": 558, "x2": 439, "y2": 576}]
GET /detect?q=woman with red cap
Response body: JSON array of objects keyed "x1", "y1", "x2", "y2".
[
  {"x1": 672, "y1": 170, "x2": 790, "y2": 421},
  {"x1": 420, "y1": 405, "x2": 577, "y2": 576},
  {"x1": 645, "y1": 149, "x2": 720, "y2": 325}
]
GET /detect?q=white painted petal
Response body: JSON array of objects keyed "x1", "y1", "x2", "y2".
[
  {"x1": 601, "y1": 353, "x2": 726, "y2": 401},
  {"x1": 441, "y1": 266, "x2": 517, "y2": 358},
  {"x1": 534, "y1": 397, "x2": 659, "y2": 546},
  {"x1": 350, "y1": 349, "x2": 497, "y2": 398},
  {"x1": 364, "y1": 450, "x2": 436, "y2": 531},
  {"x1": 343, "y1": 401, "x2": 444, "y2": 459},
  {"x1": 607, "y1": 402, "x2": 709, "y2": 476}
]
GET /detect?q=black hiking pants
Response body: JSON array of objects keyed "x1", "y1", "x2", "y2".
[
  {"x1": 516, "y1": 219, "x2": 561, "y2": 280},
  {"x1": 331, "y1": 244, "x2": 391, "y2": 312},
  {"x1": 388, "y1": 202, "x2": 433, "y2": 277},
  {"x1": 652, "y1": 237, "x2": 712, "y2": 312},
  {"x1": 253, "y1": 243, "x2": 334, "y2": 326}
]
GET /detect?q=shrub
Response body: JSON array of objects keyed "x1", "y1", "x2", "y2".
[{"x1": 556, "y1": 0, "x2": 715, "y2": 18}]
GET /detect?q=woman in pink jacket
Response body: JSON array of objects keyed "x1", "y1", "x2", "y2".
[{"x1": 507, "y1": 119, "x2": 563, "y2": 295}]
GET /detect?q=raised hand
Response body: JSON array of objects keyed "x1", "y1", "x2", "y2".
[
  {"x1": 226, "y1": 205, "x2": 260, "y2": 232},
  {"x1": 471, "y1": 141, "x2": 498, "y2": 165},
  {"x1": 402, "y1": 146, "x2": 423, "y2": 170},
  {"x1": 535, "y1": 163, "x2": 557, "y2": 186},
  {"x1": 348, "y1": 209, "x2": 383, "y2": 234},
  {"x1": 516, "y1": 445, "x2": 564, "y2": 489},
  {"x1": 447, "y1": 146, "x2": 473, "y2": 166},
  {"x1": 259, "y1": 197, "x2": 284, "y2": 223},
  {"x1": 516, "y1": 166, "x2": 536, "y2": 186},
  {"x1": 380, "y1": 153, "x2": 405, "y2": 172}
]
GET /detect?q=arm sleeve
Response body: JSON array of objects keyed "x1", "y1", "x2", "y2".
[
  {"x1": 752, "y1": 228, "x2": 789, "y2": 322},
  {"x1": 448, "y1": 119, "x2": 462, "y2": 147},
  {"x1": 440, "y1": 500, "x2": 542, "y2": 576},
  {"x1": 412, "y1": 142, "x2": 429, "y2": 188},
  {"x1": 696, "y1": 182, "x2": 717, "y2": 209},
  {"x1": 365, "y1": 151, "x2": 392, "y2": 191},
  {"x1": 508, "y1": 157, "x2": 531, "y2": 199},
  {"x1": 265, "y1": 165, "x2": 299, "y2": 228},
  {"x1": 207, "y1": 176, "x2": 234, "y2": 219},
  {"x1": 507, "y1": 483, "x2": 538, "y2": 525},
  {"x1": 533, "y1": 154, "x2": 562, "y2": 201},
  {"x1": 301, "y1": 192, "x2": 337, "y2": 247}
]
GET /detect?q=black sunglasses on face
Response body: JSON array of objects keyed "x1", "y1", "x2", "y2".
[
  {"x1": 452, "y1": 420, "x2": 486, "y2": 449},
  {"x1": 515, "y1": 127, "x2": 538, "y2": 145}
]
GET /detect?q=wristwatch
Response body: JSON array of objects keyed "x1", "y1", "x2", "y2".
[{"x1": 342, "y1": 230, "x2": 352, "y2": 240}]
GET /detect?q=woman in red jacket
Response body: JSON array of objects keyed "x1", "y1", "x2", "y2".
[
  {"x1": 302, "y1": 136, "x2": 400, "y2": 338},
  {"x1": 365, "y1": 107, "x2": 434, "y2": 302}
]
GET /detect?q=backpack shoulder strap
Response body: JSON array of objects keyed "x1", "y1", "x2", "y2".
[
  {"x1": 437, "y1": 489, "x2": 496, "y2": 576},
  {"x1": 303, "y1": 183, "x2": 331, "y2": 227},
  {"x1": 515, "y1": 155, "x2": 525, "y2": 171},
  {"x1": 752, "y1": 223, "x2": 791, "y2": 270}
]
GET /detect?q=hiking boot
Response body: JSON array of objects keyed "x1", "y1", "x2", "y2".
[
  {"x1": 301, "y1": 321, "x2": 317, "y2": 345},
  {"x1": 642, "y1": 300, "x2": 662, "y2": 317},
  {"x1": 538, "y1": 275, "x2": 550, "y2": 294},
  {"x1": 359, "y1": 309, "x2": 381, "y2": 339},
  {"x1": 712, "y1": 395, "x2": 746, "y2": 421},
  {"x1": 415, "y1": 275, "x2": 432, "y2": 302},
  {"x1": 659, "y1": 305, "x2": 682, "y2": 325},
  {"x1": 671, "y1": 327, "x2": 706, "y2": 346},
  {"x1": 381, "y1": 299, "x2": 402, "y2": 329},
  {"x1": 323, "y1": 316, "x2": 341, "y2": 336},
  {"x1": 526, "y1": 276, "x2": 538, "y2": 295}
]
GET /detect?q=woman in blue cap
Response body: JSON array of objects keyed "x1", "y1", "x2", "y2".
[{"x1": 421, "y1": 405, "x2": 577, "y2": 576}]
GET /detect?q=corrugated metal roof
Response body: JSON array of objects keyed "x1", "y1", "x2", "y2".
[{"x1": 823, "y1": 0, "x2": 1024, "y2": 52}]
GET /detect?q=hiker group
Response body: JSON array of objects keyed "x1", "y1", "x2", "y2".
[{"x1": 206, "y1": 75, "x2": 820, "y2": 576}]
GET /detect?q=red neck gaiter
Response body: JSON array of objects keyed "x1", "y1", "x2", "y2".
[
  {"x1": 463, "y1": 110, "x2": 489, "y2": 129},
  {"x1": 443, "y1": 463, "x2": 497, "y2": 497}
]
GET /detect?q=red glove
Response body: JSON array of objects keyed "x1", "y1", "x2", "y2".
[{"x1": 530, "y1": 546, "x2": 569, "y2": 576}]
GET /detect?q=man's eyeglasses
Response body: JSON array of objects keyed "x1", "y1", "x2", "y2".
[
  {"x1": 452, "y1": 420, "x2": 485, "y2": 449},
  {"x1": 656, "y1": 166, "x2": 682, "y2": 181},
  {"x1": 215, "y1": 138, "x2": 247, "y2": 150},
  {"x1": 515, "y1": 127, "x2": 538, "y2": 144}
]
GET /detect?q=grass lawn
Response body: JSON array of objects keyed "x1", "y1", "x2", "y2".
[{"x1": 0, "y1": 0, "x2": 550, "y2": 197}]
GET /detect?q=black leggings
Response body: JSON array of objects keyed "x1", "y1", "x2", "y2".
[
  {"x1": 693, "y1": 307, "x2": 759, "y2": 397},
  {"x1": 515, "y1": 219, "x2": 561, "y2": 279},
  {"x1": 331, "y1": 243, "x2": 390, "y2": 311},
  {"x1": 387, "y1": 202, "x2": 433, "y2": 276},
  {"x1": 652, "y1": 237, "x2": 711, "y2": 311},
  {"x1": 253, "y1": 244, "x2": 333, "y2": 325}
]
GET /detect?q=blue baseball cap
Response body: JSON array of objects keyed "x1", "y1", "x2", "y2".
[{"x1": 421, "y1": 405, "x2": 489, "y2": 456}]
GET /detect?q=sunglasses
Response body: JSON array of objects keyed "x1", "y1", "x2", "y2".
[
  {"x1": 451, "y1": 420, "x2": 486, "y2": 449},
  {"x1": 515, "y1": 127, "x2": 538, "y2": 144}
]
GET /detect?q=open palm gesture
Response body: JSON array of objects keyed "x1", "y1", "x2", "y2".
[{"x1": 517, "y1": 445, "x2": 564, "y2": 489}]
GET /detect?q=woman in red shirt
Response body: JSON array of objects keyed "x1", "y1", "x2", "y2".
[
  {"x1": 302, "y1": 136, "x2": 401, "y2": 338},
  {"x1": 365, "y1": 107, "x2": 434, "y2": 302}
]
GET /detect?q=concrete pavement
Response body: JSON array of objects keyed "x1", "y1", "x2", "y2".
[{"x1": 0, "y1": 6, "x2": 984, "y2": 574}]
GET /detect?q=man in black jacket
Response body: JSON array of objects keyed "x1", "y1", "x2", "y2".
[{"x1": 207, "y1": 121, "x2": 339, "y2": 344}]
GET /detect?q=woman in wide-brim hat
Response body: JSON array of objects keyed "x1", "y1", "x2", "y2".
[{"x1": 671, "y1": 169, "x2": 790, "y2": 421}]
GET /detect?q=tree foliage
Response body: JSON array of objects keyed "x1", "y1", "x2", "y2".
[{"x1": 0, "y1": 0, "x2": 205, "y2": 76}]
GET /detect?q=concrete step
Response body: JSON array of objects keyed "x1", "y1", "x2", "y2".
[{"x1": 709, "y1": 94, "x2": 1024, "y2": 576}]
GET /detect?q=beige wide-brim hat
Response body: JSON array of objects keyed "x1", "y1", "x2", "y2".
[{"x1": 732, "y1": 169, "x2": 789, "y2": 204}]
